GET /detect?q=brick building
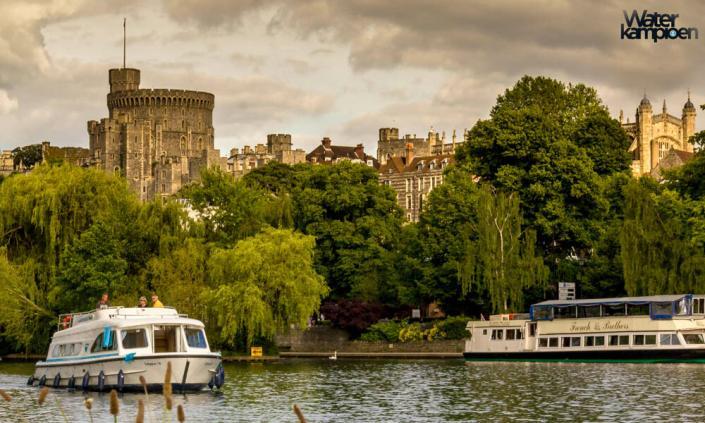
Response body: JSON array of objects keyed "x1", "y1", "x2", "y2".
[
  {"x1": 306, "y1": 137, "x2": 378, "y2": 167},
  {"x1": 379, "y1": 143, "x2": 454, "y2": 222}
]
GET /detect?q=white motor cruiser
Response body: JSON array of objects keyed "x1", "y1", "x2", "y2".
[{"x1": 31, "y1": 307, "x2": 224, "y2": 392}]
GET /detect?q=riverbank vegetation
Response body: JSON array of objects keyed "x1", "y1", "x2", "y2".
[{"x1": 2, "y1": 75, "x2": 705, "y2": 354}]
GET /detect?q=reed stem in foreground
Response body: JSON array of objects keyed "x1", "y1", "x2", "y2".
[{"x1": 293, "y1": 404, "x2": 307, "y2": 423}]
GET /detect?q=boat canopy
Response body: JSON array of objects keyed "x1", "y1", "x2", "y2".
[{"x1": 530, "y1": 294, "x2": 694, "y2": 321}]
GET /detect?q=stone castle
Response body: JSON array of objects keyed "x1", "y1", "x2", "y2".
[
  {"x1": 621, "y1": 94, "x2": 696, "y2": 177},
  {"x1": 87, "y1": 68, "x2": 226, "y2": 200}
]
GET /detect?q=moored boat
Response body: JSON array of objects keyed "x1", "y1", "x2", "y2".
[
  {"x1": 31, "y1": 307, "x2": 224, "y2": 391},
  {"x1": 464, "y1": 294, "x2": 705, "y2": 363}
]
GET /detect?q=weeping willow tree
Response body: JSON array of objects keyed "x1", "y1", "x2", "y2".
[
  {"x1": 0, "y1": 164, "x2": 138, "y2": 351},
  {"x1": 460, "y1": 185, "x2": 548, "y2": 313},
  {"x1": 620, "y1": 179, "x2": 705, "y2": 295},
  {"x1": 204, "y1": 228, "x2": 329, "y2": 346}
]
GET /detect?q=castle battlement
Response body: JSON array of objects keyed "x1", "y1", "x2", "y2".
[{"x1": 108, "y1": 89, "x2": 214, "y2": 110}]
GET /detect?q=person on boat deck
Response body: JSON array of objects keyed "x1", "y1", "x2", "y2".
[
  {"x1": 137, "y1": 296, "x2": 148, "y2": 308},
  {"x1": 96, "y1": 292, "x2": 110, "y2": 309},
  {"x1": 151, "y1": 294, "x2": 164, "y2": 308}
]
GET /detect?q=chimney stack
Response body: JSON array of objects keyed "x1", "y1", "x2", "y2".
[
  {"x1": 322, "y1": 137, "x2": 332, "y2": 149},
  {"x1": 355, "y1": 143, "x2": 364, "y2": 159},
  {"x1": 405, "y1": 142, "x2": 414, "y2": 164}
]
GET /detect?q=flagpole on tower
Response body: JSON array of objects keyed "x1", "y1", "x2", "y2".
[{"x1": 123, "y1": 18, "x2": 126, "y2": 69}]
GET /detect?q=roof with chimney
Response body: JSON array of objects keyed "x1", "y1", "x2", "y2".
[{"x1": 306, "y1": 137, "x2": 379, "y2": 168}]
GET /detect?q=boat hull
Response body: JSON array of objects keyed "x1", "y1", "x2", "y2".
[
  {"x1": 463, "y1": 348, "x2": 705, "y2": 363},
  {"x1": 32, "y1": 354, "x2": 222, "y2": 392}
]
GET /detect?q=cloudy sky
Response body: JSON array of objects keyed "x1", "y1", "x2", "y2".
[{"x1": 1, "y1": 0, "x2": 705, "y2": 154}]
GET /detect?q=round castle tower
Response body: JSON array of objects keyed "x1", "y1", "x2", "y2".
[{"x1": 88, "y1": 67, "x2": 219, "y2": 201}]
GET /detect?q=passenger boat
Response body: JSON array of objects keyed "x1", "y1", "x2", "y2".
[
  {"x1": 30, "y1": 307, "x2": 224, "y2": 391},
  {"x1": 464, "y1": 294, "x2": 705, "y2": 363}
]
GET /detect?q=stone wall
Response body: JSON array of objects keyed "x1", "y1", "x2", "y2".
[{"x1": 276, "y1": 326, "x2": 464, "y2": 353}]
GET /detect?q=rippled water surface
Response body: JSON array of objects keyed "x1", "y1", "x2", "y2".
[{"x1": 2, "y1": 359, "x2": 705, "y2": 422}]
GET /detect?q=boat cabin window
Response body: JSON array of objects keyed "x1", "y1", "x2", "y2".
[
  {"x1": 539, "y1": 337, "x2": 559, "y2": 347},
  {"x1": 51, "y1": 343, "x2": 83, "y2": 357},
  {"x1": 633, "y1": 334, "x2": 657, "y2": 345},
  {"x1": 505, "y1": 329, "x2": 523, "y2": 340},
  {"x1": 608, "y1": 335, "x2": 630, "y2": 346},
  {"x1": 122, "y1": 329, "x2": 149, "y2": 349},
  {"x1": 561, "y1": 336, "x2": 581, "y2": 347},
  {"x1": 694, "y1": 298, "x2": 705, "y2": 314},
  {"x1": 584, "y1": 336, "x2": 605, "y2": 346},
  {"x1": 491, "y1": 329, "x2": 504, "y2": 340},
  {"x1": 185, "y1": 328, "x2": 207, "y2": 349},
  {"x1": 554, "y1": 306, "x2": 577, "y2": 319},
  {"x1": 683, "y1": 334, "x2": 705, "y2": 344},
  {"x1": 91, "y1": 330, "x2": 117, "y2": 353},
  {"x1": 578, "y1": 305, "x2": 601, "y2": 318},
  {"x1": 482, "y1": 329, "x2": 487, "y2": 335},
  {"x1": 651, "y1": 302, "x2": 673, "y2": 318},
  {"x1": 627, "y1": 304, "x2": 650, "y2": 316},
  {"x1": 603, "y1": 304, "x2": 626, "y2": 317},
  {"x1": 659, "y1": 333, "x2": 680, "y2": 345},
  {"x1": 533, "y1": 306, "x2": 552, "y2": 320},
  {"x1": 154, "y1": 325, "x2": 181, "y2": 353}
]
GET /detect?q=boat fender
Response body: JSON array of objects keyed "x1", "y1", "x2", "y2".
[
  {"x1": 38, "y1": 375, "x2": 46, "y2": 387},
  {"x1": 27, "y1": 376, "x2": 34, "y2": 386},
  {"x1": 97, "y1": 370, "x2": 105, "y2": 392},
  {"x1": 53, "y1": 373, "x2": 61, "y2": 388},
  {"x1": 117, "y1": 369, "x2": 125, "y2": 392},
  {"x1": 208, "y1": 375, "x2": 215, "y2": 390},
  {"x1": 215, "y1": 364, "x2": 225, "y2": 389},
  {"x1": 67, "y1": 375, "x2": 76, "y2": 391},
  {"x1": 82, "y1": 372, "x2": 90, "y2": 391}
]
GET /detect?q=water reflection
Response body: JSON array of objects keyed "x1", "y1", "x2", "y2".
[{"x1": 2, "y1": 360, "x2": 705, "y2": 422}]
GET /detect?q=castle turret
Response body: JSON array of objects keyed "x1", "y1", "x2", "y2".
[
  {"x1": 109, "y1": 68, "x2": 140, "y2": 93},
  {"x1": 682, "y1": 93, "x2": 696, "y2": 152},
  {"x1": 638, "y1": 94, "x2": 653, "y2": 174}
]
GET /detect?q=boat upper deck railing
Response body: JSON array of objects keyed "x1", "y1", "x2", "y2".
[
  {"x1": 529, "y1": 294, "x2": 703, "y2": 321},
  {"x1": 57, "y1": 306, "x2": 189, "y2": 331}
]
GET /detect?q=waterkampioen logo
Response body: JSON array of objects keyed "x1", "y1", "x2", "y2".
[{"x1": 621, "y1": 10, "x2": 698, "y2": 43}]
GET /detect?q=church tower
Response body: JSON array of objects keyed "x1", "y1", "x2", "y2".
[
  {"x1": 637, "y1": 94, "x2": 653, "y2": 175},
  {"x1": 682, "y1": 93, "x2": 696, "y2": 153}
]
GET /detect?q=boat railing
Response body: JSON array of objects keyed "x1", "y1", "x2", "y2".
[
  {"x1": 57, "y1": 310, "x2": 95, "y2": 331},
  {"x1": 57, "y1": 307, "x2": 189, "y2": 331}
]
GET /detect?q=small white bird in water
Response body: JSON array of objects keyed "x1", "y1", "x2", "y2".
[{"x1": 329, "y1": 351, "x2": 337, "y2": 360}]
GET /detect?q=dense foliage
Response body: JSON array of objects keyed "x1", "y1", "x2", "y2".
[{"x1": 3, "y1": 75, "x2": 705, "y2": 353}]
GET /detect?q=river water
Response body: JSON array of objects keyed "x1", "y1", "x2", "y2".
[{"x1": 1, "y1": 359, "x2": 705, "y2": 422}]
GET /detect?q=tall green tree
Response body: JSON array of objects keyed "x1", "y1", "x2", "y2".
[
  {"x1": 620, "y1": 178, "x2": 705, "y2": 295},
  {"x1": 665, "y1": 131, "x2": 705, "y2": 200},
  {"x1": 456, "y1": 76, "x2": 629, "y2": 259},
  {"x1": 416, "y1": 166, "x2": 481, "y2": 314},
  {"x1": 0, "y1": 250, "x2": 54, "y2": 353},
  {"x1": 180, "y1": 167, "x2": 292, "y2": 246},
  {"x1": 460, "y1": 185, "x2": 548, "y2": 312},
  {"x1": 204, "y1": 228, "x2": 328, "y2": 345}
]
